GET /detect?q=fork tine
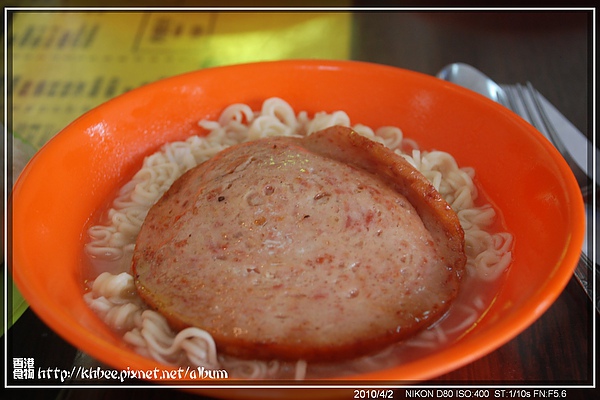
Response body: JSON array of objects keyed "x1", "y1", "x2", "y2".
[
  {"x1": 500, "y1": 84, "x2": 520, "y2": 116},
  {"x1": 524, "y1": 83, "x2": 569, "y2": 157},
  {"x1": 501, "y1": 84, "x2": 536, "y2": 126},
  {"x1": 524, "y1": 83, "x2": 592, "y2": 192},
  {"x1": 514, "y1": 83, "x2": 540, "y2": 127},
  {"x1": 504, "y1": 83, "x2": 592, "y2": 193}
]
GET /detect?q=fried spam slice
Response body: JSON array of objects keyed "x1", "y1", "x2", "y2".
[{"x1": 133, "y1": 125, "x2": 466, "y2": 362}]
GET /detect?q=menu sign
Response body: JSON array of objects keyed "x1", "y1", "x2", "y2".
[{"x1": 10, "y1": 11, "x2": 351, "y2": 148}]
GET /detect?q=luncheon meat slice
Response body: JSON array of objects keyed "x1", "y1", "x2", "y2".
[
  {"x1": 301, "y1": 127, "x2": 466, "y2": 285},
  {"x1": 133, "y1": 126, "x2": 466, "y2": 362}
]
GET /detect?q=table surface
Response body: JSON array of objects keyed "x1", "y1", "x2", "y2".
[{"x1": 4, "y1": 8, "x2": 597, "y2": 400}]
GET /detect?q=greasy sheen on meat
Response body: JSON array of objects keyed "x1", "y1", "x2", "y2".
[{"x1": 132, "y1": 126, "x2": 466, "y2": 362}]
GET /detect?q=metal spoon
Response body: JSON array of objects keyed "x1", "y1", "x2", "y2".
[
  {"x1": 436, "y1": 62, "x2": 510, "y2": 106},
  {"x1": 437, "y1": 62, "x2": 593, "y2": 191}
]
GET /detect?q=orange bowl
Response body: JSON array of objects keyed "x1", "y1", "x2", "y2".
[{"x1": 11, "y1": 60, "x2": 585, "y2": 393}]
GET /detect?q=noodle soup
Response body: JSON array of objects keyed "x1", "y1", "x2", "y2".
[{"x1": 82, "y1": 98, "x2": 513, "y2": 380}]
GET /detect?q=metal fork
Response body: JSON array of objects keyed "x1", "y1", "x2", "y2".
[
  {"x1": 501, "y1": 82, "x2": 597, "y2": 311},
  {"x1": 502, "y1": 83, "x2": 593, "y2": 197}
]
